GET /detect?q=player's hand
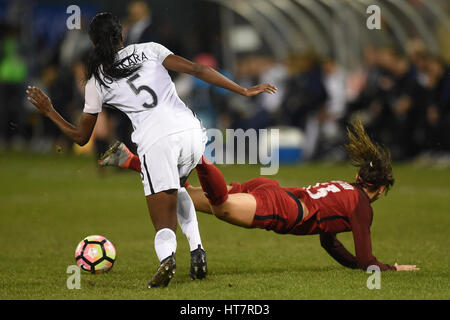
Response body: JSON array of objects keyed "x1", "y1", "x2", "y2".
[
  {"x1": 394, "y1": 263, "x2": 420, "y2": 271},
  {"x1": 26, "y1": 86, "x2": 55, "y2": 117},
  {"x1": 243, "y1": 83, "x2": 277, "y2": 97}
]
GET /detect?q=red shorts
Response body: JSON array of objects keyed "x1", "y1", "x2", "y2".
[{"x1": 229, "y1": 177, "x2": 304, "y2": 234}]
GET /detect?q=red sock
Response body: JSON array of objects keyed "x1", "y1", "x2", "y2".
[
  {"x1": 195, "y1": 155, "x2": 228, "y2": 206},
  {"x1": 127, "y1": 155, "x2": 141, "y2": 172}
]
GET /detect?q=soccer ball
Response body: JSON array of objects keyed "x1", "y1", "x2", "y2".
[{"x1": 75, "y1": 235, "x2": 116, "y2": 273}]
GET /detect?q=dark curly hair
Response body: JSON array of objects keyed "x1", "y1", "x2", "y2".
[{"x1": 345, "y1": 118, "x2": 395, "y2": 194}]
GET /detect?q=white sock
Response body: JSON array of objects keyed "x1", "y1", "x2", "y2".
[
  {"x1": 177, "y1": 187, "x2": 204, "y2": 252},
  {"x1": 154, "y1": 228, "x2": 177, "y2": 262}
]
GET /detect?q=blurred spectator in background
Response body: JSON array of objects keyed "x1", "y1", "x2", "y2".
[
  {"x1": 0, "y1": 23, "x2": 27, "y2": 150},
  {"x1": 311, "y1": 57, "x2": 347, "y2": 160},
  {"x1": 348, "y1": 47, "x2": 394, "y2": 143},
  {"x1": 255, "y1": 56, "x2": 287, "y2": 126},
  {"x1": 346, "y1": 47, "x2": 406, "y2": 158},
  {"x1": 0, "y1": 0, "x2": 448, "y2": 168},
  {"x1": 227, "y1": 55, "x2": 286, "y2": 131},
  {"x1": 223, "y1": 56, "x2": 257, "y2": 129},
  {"x1": 383, "y1": 50, "x2": 420, "y2": 160},
  {"x1": 420, "y1": 56, "x2": 450, "y2": 154},
  {"x1": 175, "y1": 53, "x2": 229, "y2": 129},
  {"x1": 124, "y1": 1, "x2": 156, "y2": 45},
  {"x1": 281, "y1": 52, "x2": 328, "y2": 159},
  {"x1": 59, "y1": 16, "x2": 91, "y2": 68}
]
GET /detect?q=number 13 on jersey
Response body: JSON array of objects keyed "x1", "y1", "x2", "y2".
[{"x1": 306, "y1": 181, "x2": 355, "y2": 199}]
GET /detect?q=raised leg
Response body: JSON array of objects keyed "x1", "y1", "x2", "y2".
[
  {"x1": 210, "y1": 193, "x2": 256, "y2": 228},
  {"x1": 186, "y1": 185, "x2": 214, "y2": 214},
  {"x1": 195, "y1": 156, "x2": 257, "y2": 228}
]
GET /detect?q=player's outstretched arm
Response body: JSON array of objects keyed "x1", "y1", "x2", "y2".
[
  {"x1": 394, "y1": 263, "x2": 420, "y2": 271},
  {"x1": 26, "y1": 86, "x2": 97, "y2": 146},
  {"x1": 320, "y1": 233, "x2": 359, "y2": 269},
  {"x1": 162, "y1": 54, "x2": 277, "y2": 97}
]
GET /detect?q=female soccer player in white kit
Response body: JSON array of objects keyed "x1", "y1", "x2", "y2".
[{"x1": 26, "y1": 12, "x2": 276, "y2": 287}]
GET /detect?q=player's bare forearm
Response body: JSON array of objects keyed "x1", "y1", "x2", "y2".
[
  {"x1": 192, "y1": 64, "x2": 246, "y2": 95},
  {"x1": 48, "y1": 110, "x2": 97, "y2": 146},
  {"x1": 26, "y1": 86, "x2": 97, "y2": 146},
  {"x1": 191, "y1": 64, "x2": 277, "y2": 97},
  {"x1": 163, "y1": 54, "x2": 277, "y2": 97},
  {"x1": 185, "y1": 185, "x2": 213, "y2": 214},
  {"x1": 394, "y1": 263, "x2": 420, "y2": 271}
]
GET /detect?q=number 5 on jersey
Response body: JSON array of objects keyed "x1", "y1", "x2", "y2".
[{"x1": 127, "y1": 73, "x2": 158, "y2": 108}]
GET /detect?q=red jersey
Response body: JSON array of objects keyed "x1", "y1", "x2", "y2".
[
  {"x1": 284, "y1": 181, "x2": 357, "y2": 235},
  {"x1": 286, "y1": 181, "x2": 395, "y2": 271},
  {"x1": 230, "y1": 177, "x2": 395, "y2": 271}
]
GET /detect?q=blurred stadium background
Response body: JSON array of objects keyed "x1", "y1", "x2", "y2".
[{"x1": 1, "y1": 0, "x2": 449, "y2": 165}]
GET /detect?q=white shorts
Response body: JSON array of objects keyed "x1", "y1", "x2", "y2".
[{"x1": 138, "y1": 128, "x2": 207, "y2": 196}]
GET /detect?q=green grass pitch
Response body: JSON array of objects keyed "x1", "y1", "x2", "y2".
[{"x1": 0, "y1": 152, "x2": 449, "y2": 299}]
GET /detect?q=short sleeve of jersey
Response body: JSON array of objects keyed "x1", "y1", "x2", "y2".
[
  {"x1": 146, "y1": 42, "x2": 173, "y2": 64},
  {"x1": 83, "y1": 77, "x2": 103, "y2": 114}
]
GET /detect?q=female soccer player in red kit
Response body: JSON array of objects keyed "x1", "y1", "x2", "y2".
[{"x1": 100, "y1": 119, "x2": 418, "y2": 272}]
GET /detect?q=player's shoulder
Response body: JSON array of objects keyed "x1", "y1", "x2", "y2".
[
  {"x1": 339, "y1": 182, "x2": 369, "y2": 204},
  {"x1": 326, "y1": 180, "x2": 359, "y2": 196},
  {"x1": 120, "y1": 43, "x2": 146, "y2": 57},
  {"x1": 354, "y1": 184, "x2": 371, "y2": 204},
  {"x1": 351, "y1": 185, "x2": 373, "y2": 221},
  {"x1": 328, "y1": 180, "x2": 365, "y2": 211},
  {"x1": 85, "y1": 75, "x2": 103, "y2": 95},
  {"x1": 124, "y1": 42, "x2": 173, "y2": 63},
  {"x1": 130, "y1": 42, "x2": 169, "y2": 53}
]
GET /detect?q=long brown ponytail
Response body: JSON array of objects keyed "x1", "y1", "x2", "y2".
[{"x1": 345, "y1": 118, "x2": 395, "y2": 194}]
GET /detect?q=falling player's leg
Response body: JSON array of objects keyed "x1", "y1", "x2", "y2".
[
  {"x1": 101, "y1": 143, "x2": 286, "y2": 232},
  {"x1": 195, "y1": 156, "x2": 256, "y2": 228},
  {"x1": 212, "y1": 193, "x2": 257, "y2": 228},
  {"x1": 98, "y1": 141, "x2": 141, "y2": 171},
  {"x1": 186, "y1": 176, "x2": 280, "y2": 217},
  {"x1": 185, "y1": 184, "x2": 231, "y2": 214},
  {"x1": 184, "y1": 176, "x2": 277, "y2": 215},
  {"x1": 185, "y1": 184, "x2": 255, "y2": 227},
  {"x1": 100, "y1": 143, "x2": 258, "y2": 227},
  {"x1": 193, "y1": 163, "x2": 299, "y2": 234}
]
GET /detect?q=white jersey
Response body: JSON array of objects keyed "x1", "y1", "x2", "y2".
[{"x1": 83, "y1": 42, "x2": 202, "y2": 153}]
